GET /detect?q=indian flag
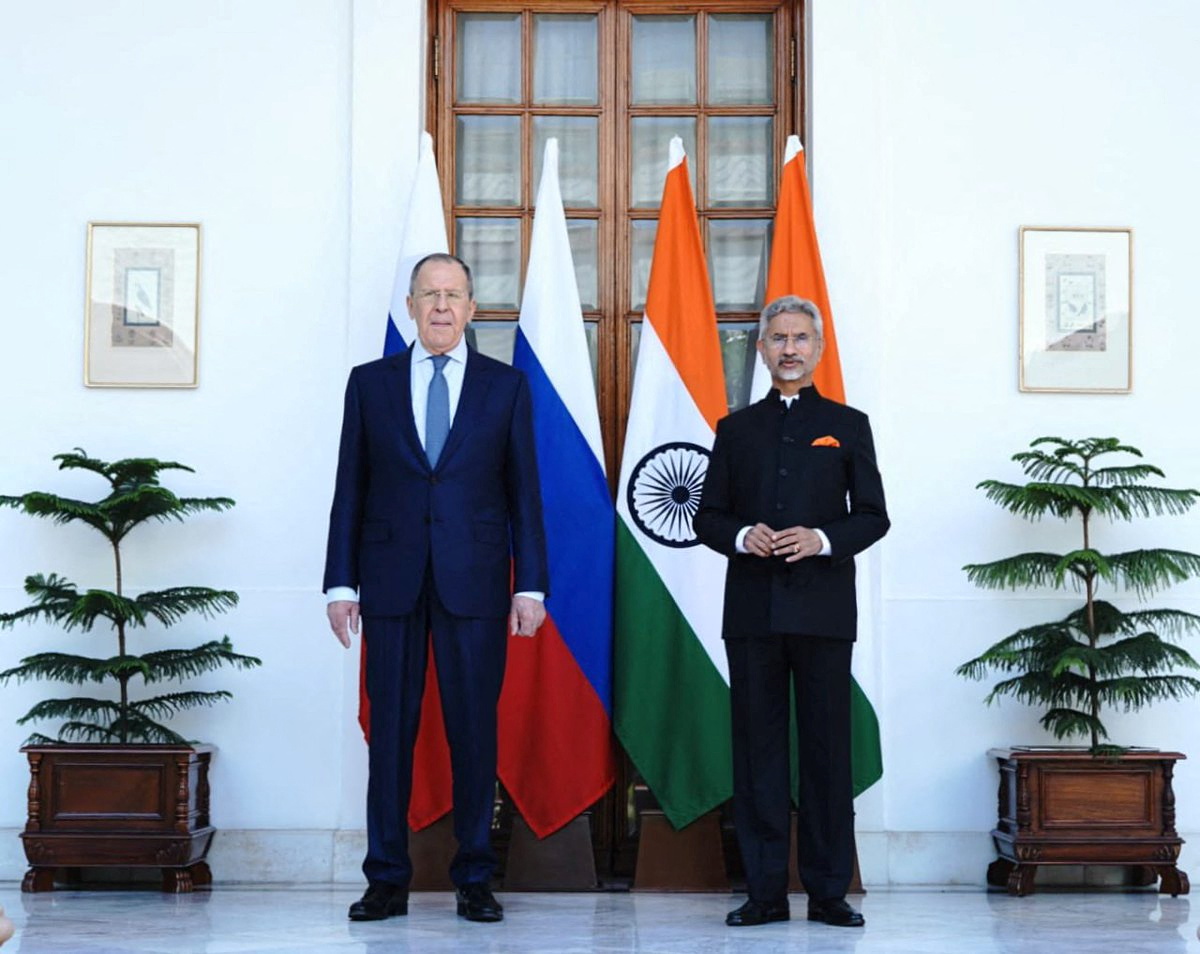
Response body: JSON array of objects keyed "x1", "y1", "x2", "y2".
[
  {"x1": 752, "y1": 135, "x2": 883, "y2": 797},
  {"x1": 614, "y1": 137, "x2": 733, "y2": 829}
]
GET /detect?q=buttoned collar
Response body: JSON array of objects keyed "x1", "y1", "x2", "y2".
[
  {"x1": 411, "y1": 335, "x2": 469, "y2": 367},
  {"x1": 767, "y1": 384, "x2": 821, "y2": 409}
]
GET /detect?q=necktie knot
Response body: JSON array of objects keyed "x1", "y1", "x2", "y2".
[{"x1": 431, "y1": 354, "x2": 449, "y2": 375}]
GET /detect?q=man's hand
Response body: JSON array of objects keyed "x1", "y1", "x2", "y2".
[
  {"x1": 770, "y1": 526, "x2": 824, "y2": 562},
  {"x1": 327, "y1": 600, "x2": 360, "y2": 648},
  {"x1": 742, "y1": 522, "x2": 778, "y2": 558},
  {"x1": 509, "y1": 594, "x2": 546, "y2": 637}
]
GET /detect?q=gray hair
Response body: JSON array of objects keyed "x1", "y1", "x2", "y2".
[
  {"x1": 758, "y1": 295, "x2": 824, "y2": 341},
  {"x1": 409, "y1": 253, "x2": 475, "y2": 300}
]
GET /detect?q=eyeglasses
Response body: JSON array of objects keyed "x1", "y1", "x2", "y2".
[
  {"x1": 764, "y1": 333, "x2": 816, "y2": 348},
  {"x1": 416, "y1": 289, "x2": 469, "y2": 304}
]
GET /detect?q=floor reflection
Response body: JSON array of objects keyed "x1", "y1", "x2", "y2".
[{"x1": 0, "y1": 885, "x2": 1194, "y2": 953}]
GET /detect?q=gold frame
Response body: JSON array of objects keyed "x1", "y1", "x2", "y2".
[
  {"x1": 84, "y1": 222, "x2": 201, "y2": 388},
  {"x1": 1018, "y1": 226, "x2": 1132, "y2": 394}
]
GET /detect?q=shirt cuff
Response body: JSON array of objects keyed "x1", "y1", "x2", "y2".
[
  {"x1": 327, "y1": 587, "x2": 544, "y2": 603},
  {"x1": 735, "y1": 526, "x2": 752, "y2": 553},
  {"x1": 814, "y1": 528, "x2": 832, "y2": 557}
]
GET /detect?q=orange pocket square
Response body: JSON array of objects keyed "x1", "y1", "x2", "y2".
[{"x1": 811, "y1": 435, "x2": 841, "y2": 448}]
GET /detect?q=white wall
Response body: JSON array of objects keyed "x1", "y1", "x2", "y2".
[
  {"x1": 0, "y1": 0, "x2": 423, "y2": 880},
  {"x1": 1, "y1": 0, "x2": 1198, "y2": 885},
  {"x1": 811, "y1": 0, "x2": 1200, "y2": 881}
]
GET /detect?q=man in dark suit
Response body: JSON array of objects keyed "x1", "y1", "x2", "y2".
[
  {"x1": 694, "y1": 295, "x2": 888, "y2": 929},
  {"x1": 324, "y1": 253, "x2": 548, "y2": 924}
]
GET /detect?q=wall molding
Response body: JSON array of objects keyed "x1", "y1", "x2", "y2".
[{"x1": 6, "y1": 828, "x2": 1180, "y2": 887}]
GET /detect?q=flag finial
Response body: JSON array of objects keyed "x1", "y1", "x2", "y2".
[
  {"x1": 668, "y1": 135, "x2": 686, "y2": 170},
  {"x1": 785, "y1": 135, "x2": 804, "y2": 164}
]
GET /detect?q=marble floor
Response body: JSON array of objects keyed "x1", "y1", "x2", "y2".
[{"x1": 0, "y1": 884, "x2": 1197, "y2": 954}]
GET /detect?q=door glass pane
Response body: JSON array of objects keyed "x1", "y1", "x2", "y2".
[
  {"x1": 567, "y1": 219, "x2": 599, "y2": 310},
  {"x1": 629, "y1": 219, "x2": 658, "y2": 310},
  {"x1": 708, "y1": 116, "x2": 774, "y2": 208},
  {"x1": 631, "y1": 117, "x2": 697, "y2": 208},
  {"x1": 533, "y1": 117, "x2": 599, "y2": 207},
  {"x1": 456, "y1": 13, "x2": 521, "y2": 105},
  {"x1": 719, "y1": 322, "x2": 760, "y2": 411},
  {"x1": 708, "y1": 14, "x2": 774, "y2": 105},
  {"x1": 534, "y1": 14, "x2": 598, "y2": 105},
  {"x1": 456, "y1": 218, "x2": 521, "y2": 309},
  {"x1": 467, "y1": 321, "x2": 517, "y2": 365},
  {"x1": 464, "y1": 322, "x2": 598, "y2": 397},
  {"x1": 583, "y1": 320, "x2": 599, "y2": 393},
  {"x1": 708, "y1": 219, "x2": 771, "y2": 312},
  {"x1": 631, "y1": 15, "x2": 696, "y2": 105},
  {"x1": 457, "y1": 115, "x2": 521, "y2": 207},
  {"x1": 630, "y1": 320, "x2": 641, "y2": 380}
]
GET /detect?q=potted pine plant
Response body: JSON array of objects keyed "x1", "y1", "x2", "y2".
[
  {"x1": 958, "y1": 436, "x2": 1200, "y2": 896},
  {"x1": 1, "y1": 450, "x2": 260, "y2": 893}
]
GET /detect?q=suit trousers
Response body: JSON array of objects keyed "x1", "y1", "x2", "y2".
[
  {"x1": 725, "y1": 632, "x2": 854, "y2": 903},
  {"x1": 362, "y1": 570, "x2": 507, "y2": 888}
]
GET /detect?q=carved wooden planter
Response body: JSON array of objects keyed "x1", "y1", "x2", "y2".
[
  {"x1": 986, "y1": 746, "x2": 1188, "y2": 897},
  {"x1": 20, "y1": 744, "x2": 215, "y2": 893}
]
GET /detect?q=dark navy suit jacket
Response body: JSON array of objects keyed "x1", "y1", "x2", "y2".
[{"x1": 323, "y1": 346, "x2": 548, "y2": 619}]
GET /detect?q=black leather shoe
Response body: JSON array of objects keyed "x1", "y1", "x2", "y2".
[
  {"x1": 456, "y1": 883, "x2": 504, "y2": 922},
  {"x1": 348, "y1": 882, "x2": 408, "y2": 921},
  {"x1": 807, "y1": 897, "x2": 865, "y2": 927},
  {"x1": 725, "y1": 898, "x2": 790, "y2": 926}
]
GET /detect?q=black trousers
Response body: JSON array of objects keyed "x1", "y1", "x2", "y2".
[
  {"x1": 725, "y1": 632, "x2": 854, "y2": 903},
  {"x1": 362, "y1": 572, "x2": 506, "y2": 888}
]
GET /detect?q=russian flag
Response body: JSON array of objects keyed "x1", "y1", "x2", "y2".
[
  {"x1": 383, "y1": 131, "x2": 449, "y2": 356},
  {"x1": 501, "y1": 138, "x2": 617, "y2": 836},
  {"x1": 359, "y1": 131, "x2": 455, "y2": 832}
]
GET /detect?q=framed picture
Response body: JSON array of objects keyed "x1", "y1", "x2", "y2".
[
  {"x1": 84, "y1": 223, "x2": 201, "y2": 387},
  {"x1": 1019, "y1": 226, "x2": 1132, "y2": 393}
]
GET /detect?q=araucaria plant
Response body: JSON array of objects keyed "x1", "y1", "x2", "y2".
[
  {"x1": 958, "y1": 437, "x2": 1200, "y2": 751},
  {"x1": 0, "y1": 450, "x2": 260, "y2": 745}
]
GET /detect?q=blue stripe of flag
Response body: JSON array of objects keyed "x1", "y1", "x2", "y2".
[
  {"x1": 384, "y1": 313, "x2": 406, "y2": 357},
  {"x1": 513, "y1": 330, "x2": 614, "y2": 715}
]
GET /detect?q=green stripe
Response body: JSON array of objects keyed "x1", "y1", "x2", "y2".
[
  {"x1": 614, "y1": 520, "x2": 732, "y2": 829},
  {"x1": 850, "y1": 678, "x2": 883, "y2": 797},
  {"x1": 785, "y1": 674, "x2": 881, "y2": 801}
]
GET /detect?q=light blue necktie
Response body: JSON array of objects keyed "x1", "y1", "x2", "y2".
[{"x1": 425, "y1": 354, "x2": 450, "y2": 467}]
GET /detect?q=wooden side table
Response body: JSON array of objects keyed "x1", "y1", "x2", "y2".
[
  {"x1": 986, "y1": 746, "x2": 1188, "y2": 897},
  {"x1": 20, "y1": 744, "x2": 216, "y2": 893}
]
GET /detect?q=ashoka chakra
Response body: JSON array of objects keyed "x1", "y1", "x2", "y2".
[{"x1": 626, "y1": 441, "x2": 710, "y2": 549}]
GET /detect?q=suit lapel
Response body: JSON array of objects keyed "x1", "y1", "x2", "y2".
[
  {"x1": 384, "y1": 349, "x2": 427, "y2": 466},
  {"x1": 437, "y1": 348, "x2": 491, "y2": 468}
]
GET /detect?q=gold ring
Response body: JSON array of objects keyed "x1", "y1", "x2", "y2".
[{"x1": 793, "y1": 542, "x2": 799, "y2": 554}]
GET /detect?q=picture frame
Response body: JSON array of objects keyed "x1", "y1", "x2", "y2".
[
  {"x1": 84, "y1": 222, "x2": 201, "y2": 388},
  {"x1": 1019, "y1": 226, "x2": 1132, "y2": 393}
]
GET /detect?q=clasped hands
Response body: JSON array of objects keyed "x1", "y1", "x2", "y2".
[
  {"x1": 327, "y1": 595, "x2": 545, "y2": 647},
  {"x1": 743, "y1": 523, "x2": 823, "y2": 562}
]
